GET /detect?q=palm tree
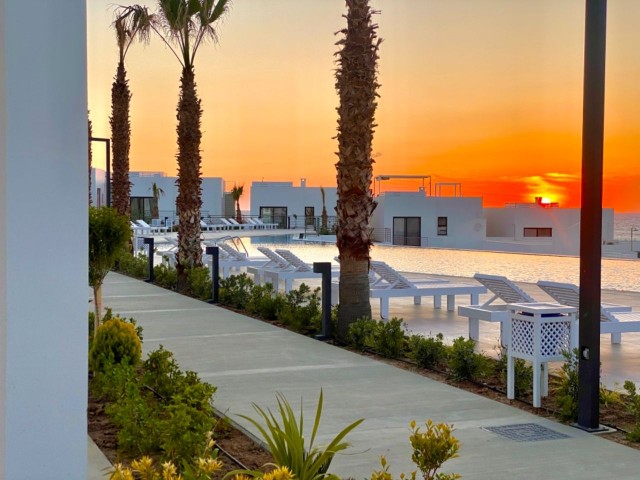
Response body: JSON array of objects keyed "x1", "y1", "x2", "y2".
[
  {"x1": 149, "y1": 182, "x2": 165, "y2": 219},
  {"x1": 231, "y1": 184, "x2": 244, "y2": 223},
  {"x1": 320, "y1": 186, "x2": 329, "y2": 234},
  {"x1": 334, "y1": 0, "x2": 381, "y2": 339},
  {"x1": 110, "y1": 5, "x2": 153, "y2": 218},
  {"x1": 134, "y1": 0, "x2": 230, "y2": 286}
]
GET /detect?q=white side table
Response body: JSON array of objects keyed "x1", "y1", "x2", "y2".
[{"x1": 506, "y1": 302, "x2": 578, "y2": 407}]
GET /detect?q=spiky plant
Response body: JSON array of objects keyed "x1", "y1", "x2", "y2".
[
  {"x1": 231, "y1": 184, "x2": 244, "y2": 223},
  {"x1": 334, "y1": 0, "x2": 381, "y2": 339},
  {"x1": 320, "y1": 186, "x2": 328, "y2": 233},
  {"x1": 135, "y1": 0, "x2": 231, "y2": 288}
]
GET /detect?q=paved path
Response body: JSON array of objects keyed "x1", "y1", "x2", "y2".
[{"x1": 95, "y1": 272, "x2": 640, "y2": 480}]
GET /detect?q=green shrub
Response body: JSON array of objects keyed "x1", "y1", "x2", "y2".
[
  {"x1": 623, "y1": 380, "x2": 640, "y2": 441},
  {"x1": 372, "y1": 318, "x2": 407, "y2": 359},
  {"x1": 277, "y1": 284, "x2": 322, "y2": 334},
  {"x1": 185, "y1": 266, "x2": 212, "y2": 301},
  {"x1": 496, "y1": 347, "x2": 533, "y2": 398},
  {"x1": 246, "y1": 282, "x2": 285, "y2": 320},
  {"x1": 115, "y1": 250, "x2": 149, "y2": 279},
  {"x1": 219, "y1": 273, "x2": 255, "y2": 309},
  {"x1": 553, "y1": 349, "x2": 579, "y2": 421},
  {"x1": 409, "y1": 333, "x2": 448, "y2": 369},
  {"x1": 448, "y1": 337, "x2": 492, "y2": 382},
  {"x1": 154, "y1": 263, "x2": 178, "y2": 290},
  {"x1": 90, "y1": 359, "x2": 137, "y2": 402},
  {"x1": 142, "y1": 346, "x2": 184, "y2": 400},
  {"x1": 89, "y1": 316, "x2": 142, "y2": 373},
  {"x1": 347, "y1": 317, "x2": 376, "y2": 351}
]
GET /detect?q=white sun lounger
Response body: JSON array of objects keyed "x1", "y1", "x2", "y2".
[
  {"x1": 457, "y1": 273, "x2": 535, "y2": 346},
  {"x1": 255, "y1": 218, "x2": 278, "y2": 229},
  {"x1": 228, "y1": 218, "x2": 254, "y2": 230},
  {"x1": 537, "y1": 280, "x2": 635, "y2": 344},
  {"x1": 136, "y1": 219, "x2": 169, "y2": 234},
  {"x1": 369, "y1": 260, "x2": 448, "y2": 289},
  {"x1": 246, "y1": 218, "x2": 265, "y2": 229}
]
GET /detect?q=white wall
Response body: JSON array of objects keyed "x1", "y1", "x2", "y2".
[
  {"x1": 0, "y1": 0, "x2": 88, "y2": 476},
  {"x1": 371, "y1": 192, "x2": 486, "y2": 248},
  {"x1": 250, "y1": 180, "x2": 337, "y2": 221},
  {"x1": 484, "y1": 207, "x2": 615, "y2": 255}
]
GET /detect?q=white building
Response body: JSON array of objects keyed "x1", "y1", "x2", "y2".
[
  {"x1": 370, "y1": 190, "x2": 486, "y2": 249},
  {"x1": 484, "y1": 198, "x2": 614, "y2": 255},
  {"x1": 91, "y1": 169, "x2": 225, "y2": 222},
  {"x1": 250, "y1": 179, "x2": 337, "y2": 229}
]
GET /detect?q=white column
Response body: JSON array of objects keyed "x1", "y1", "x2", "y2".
[{"x1": 0, "y1": 0, "x2": 88, "y2": 478}]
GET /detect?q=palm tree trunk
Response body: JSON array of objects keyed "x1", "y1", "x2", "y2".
[
  {"x1": 93, "y1": 284, "x2": 102, "y2": 331},
  {"x1": 175, "y1": 66, "x2": 203, "y2": 288},
  {"x1": 335, "y1": 0, "x2": 380, "y2": 339},
  {"x1": 110, "y1": 60, "x2": 132, "y2": 217}
]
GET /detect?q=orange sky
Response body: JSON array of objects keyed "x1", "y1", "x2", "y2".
[{"x1": 87, "y1": 0, "x2": 640, "y2": 212}]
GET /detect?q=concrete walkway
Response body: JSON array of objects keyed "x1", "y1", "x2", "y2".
[{"x1": 91, "y1": 272, "x2": 640, "y2": 479}]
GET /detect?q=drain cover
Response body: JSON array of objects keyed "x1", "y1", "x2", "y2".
[{"x1": 483, "y1": 423, "x2": 570, "y2": 442}]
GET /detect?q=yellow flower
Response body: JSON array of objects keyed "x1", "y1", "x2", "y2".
[
  {"x1": 196, "y1": 457, "x2": 224, "y2": 474},
  {"x1": 263, "y1": 466, "x2": 295, "y2": 480},
  {"x1": 232, "y1": 475, "x2": 252, "y2": 480},
  {"x1": 131, "y1": 456, "x2": 155, "y2": 473},
  {"x1": 162, "y1": 461, "x2": 178, "y2": 480},
  {"x1": 110, "y1": 463, "x2": 135, "y2": 480}
]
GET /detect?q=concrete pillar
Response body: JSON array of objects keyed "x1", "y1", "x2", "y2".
[{"x1": 0, "y1": 0, "x2": 88, "y2": 478}]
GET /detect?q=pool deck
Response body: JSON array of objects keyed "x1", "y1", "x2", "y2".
[{"x1": 90, "y1": 271, "x2": 640, "y2": 479}]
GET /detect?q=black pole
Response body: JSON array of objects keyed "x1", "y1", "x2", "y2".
[
  {"x1": 313, "y1": 262, "x2": 332, "y2": 340},
  {"x1": 577, "y1": 0, "x2": 607, "y2": 431},
  {"x1": 90, "y1": 137, "x2": 111, "y2": 207},
  {"x1": 206, "y1": 246, "x2": 220, "y2": 304},
  {"x1": 143, "y1": 237, "x2": 155, "y2": 283}
]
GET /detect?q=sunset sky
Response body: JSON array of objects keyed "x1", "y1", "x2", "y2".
[{"x1": 87, "y1": 1, "x2": 640, "y2": 212}]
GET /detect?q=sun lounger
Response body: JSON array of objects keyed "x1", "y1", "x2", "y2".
[
  {"x1": 130, "y1": 221, "x2": 147, "y2": 236},
  {"x1": 537, "y1": 280, "x2": 635, "y2": 344},
  {"x1": 457, "y1": 273, "x2": 535, "y2": 346},
  {"x1": 228, "y1": 218, "x2": 254, "y2": 230},
  {"x1": 255, "y1": 218, "x2": 278, "y2": 229},
  {"x1": 247, "y1": 218, "x2": 266, "y2": 229},
  {"x1": 136, "y1": 219, "x2": 169, "y2": 234},
  {"x1": 369, "y1": 260, "x2": 448, "y2": 289}
]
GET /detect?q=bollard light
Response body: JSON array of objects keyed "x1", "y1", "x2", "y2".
[
  {"x1": 143, "y1": 237, "x2": 155, "y2": 283},
  {"x1": 206, "y1": 246, "x2": 220, "y2": 303},
  {"x1": 313, "y1": 262, "x2": 332, "y2": 340}
]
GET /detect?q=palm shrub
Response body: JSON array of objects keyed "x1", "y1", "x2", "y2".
[
  {"x1": 89, "y1": 316, "x2": 142, "y2": 373},
  {"x1": 447, "y1": 337, "x2": 492, "y2": 382},
  {"x1": 408, "y1": 333, "x2": 448, "y2": 369},
  {"x1": 232, "y1": 390, "x2": 363, "y2": 480},
  {"x1": 496, "y1": 347, "x2": 533, "y2": 398}
]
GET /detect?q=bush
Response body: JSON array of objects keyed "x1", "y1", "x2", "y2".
[
  {"x1": 277, "y1": 284, "x2": 322, "y2": 334},
  {"x1": 347, "y1": 317, "x2": 376, "y2": 351},
  {"x1": 154, "y1": 263, "x2": 178, "y2": 290},
  {"x1": 448, "y1": 337, "x2": 492, "y2": 382},
  {"x1": 246, "y1": 282, "x2": 285, "y2": 320},
  {"x1": 409, "y1": 333, "x2": 448, "y2": 369},
  {"x1": 219, "y1": 273, "x2": 255, "y2": 309},
  {"x1": 115, "y1": 250, "x2": 149, "y2": 279},
  {"x1": 553, "y1": 349, "x2": 579, "y2": 421},
  {"x1": 90, "y1": 359, "x2": 137, "y2": 402},
  {"x1": 372, "y1": 318, "x2": 407, "y2": 359},
  {"x1": 623, "y1": 380, "x2": 640, "y2": 441},
  {"x1": 185, "y1": 266, "x2": 212, "y2": 301},
  {"x1": 89, "y1": 316, "x2": 142, "y2": 373},
  {"x1": 496, "y1": 347, "x2": 532, "y2": 398}
]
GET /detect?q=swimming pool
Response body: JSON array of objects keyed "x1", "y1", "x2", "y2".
[{"x1": 244, "y1": 235, "x2": 640, "y2": 292}]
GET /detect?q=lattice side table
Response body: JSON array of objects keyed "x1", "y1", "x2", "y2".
[{"x1": 506, "y1": 302, "x2": 578, "y2": 408}]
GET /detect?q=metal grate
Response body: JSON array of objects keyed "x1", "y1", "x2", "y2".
[{"x1": 483, "y1": 423, "x2": 570, "y2": 442}]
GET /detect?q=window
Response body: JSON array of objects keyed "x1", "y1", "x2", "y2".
[
  {"x1": 305, "y1": 206, "x2": 315, "y2": 226},
  {"x1": 437, "y1": 217, "x2": 448, "y2": 236},
  {"x1": 259, "y1": 206, "x2": 288, "y2": 228},
  {"x1": 523, "y1": 227, "x2": 552, "y2": 237},
  {"x1": 393, "y1": 217, "x2": 421, "y2": 246}
]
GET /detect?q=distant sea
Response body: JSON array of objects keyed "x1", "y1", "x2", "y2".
[{"x1": 614, "y1": 213, "x2": 640, "y2": 240}]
